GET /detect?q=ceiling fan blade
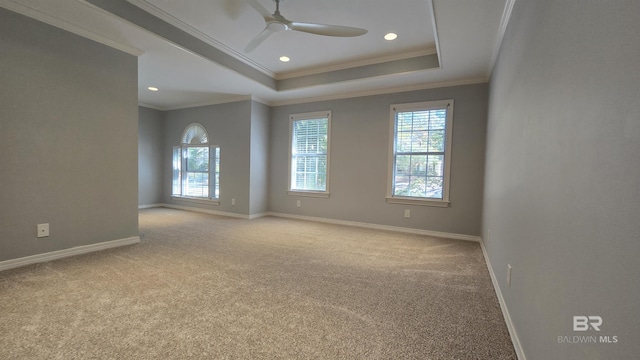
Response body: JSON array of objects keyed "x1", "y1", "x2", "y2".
[
  {"x1": 245, "y1": 0, "x2": 273, "y2": 20},
  {"x1": 244, "y1": 27, "x2": 273, "y2": 53},
  {"x1": 289, "y1": 22, "x2": 368, "y2": 37}
]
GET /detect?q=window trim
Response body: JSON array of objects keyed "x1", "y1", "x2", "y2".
[
  {"x1": 288, "y1": 110, "x2": 331, "y2": 198},
  {"x1": 386, "y1": 100, "x2": 454, "y2": 207}
]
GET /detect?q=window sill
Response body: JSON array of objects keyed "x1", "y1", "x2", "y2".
[
  {"x1": 288, "y1": 191, "x2": 330, "y2": 198},
  {"x1": 171, "y1": 196, "x2": 220, "y2": 206},
  {"x1": 386, "y1": 196, "x2": 450, "y2": 207}
]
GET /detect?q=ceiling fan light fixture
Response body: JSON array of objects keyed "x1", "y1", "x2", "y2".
[
  {"x1": 384, "y1": 33, "x2": 398, "y2": 41},
  {"x1": 279, "y1": 56, "x2": 291, "y2": 62}
]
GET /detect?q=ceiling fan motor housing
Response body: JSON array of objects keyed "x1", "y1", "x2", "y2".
[{"x1": 267, "y1": 21, "x2": 288, "y2": 32}]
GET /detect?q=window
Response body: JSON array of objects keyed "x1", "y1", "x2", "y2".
[
  {"x1": 288, "y1": 111, "x2": 331, "y2": 197},
  {"x1": 172, "y1": 123, "x2": 220, "y2": 203},
  {"x1": 387, "y1": 100, "x2": 453, "y2": 207}
]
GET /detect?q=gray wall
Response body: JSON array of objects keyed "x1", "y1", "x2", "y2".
[
  {"x1": 139, "y1": 106, "x2": 164, "y2": 206},
  {"x1": 249, "y1": 101, "x2": 270, "y2": 216},
  {"x1": 163, "y1": 100, "x2": 252, "y2": 216},
  {"x1": 269, "y1": 84, "x2": 488, "y2": 236},
  {"x1": 483, "y1": 0, "x2": 640, "y2": 359},
  {"x1": 0, "y1": 8, "x2": 139, "y2": 262}
]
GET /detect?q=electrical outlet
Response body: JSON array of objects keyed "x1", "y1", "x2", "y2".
[
  {"x1": 296, "y1": 200, "x2": 301, "y2": 208},
  {"x1": 37, "y1": 223, "x2": 49, "y2": 238},
  {"x1": 231, "y1": 198, "x2": 236, "y2": 206},
  {"x1": 507, "y1": 264, "x2": 512, "y2": 287},
  {"x1": 404, "y1": 209, "x2": 410, "y2": 218}
]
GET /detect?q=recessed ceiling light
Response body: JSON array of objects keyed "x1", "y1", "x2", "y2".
[
  {"x1": 147, "y1": 86, "x2": 159, "y2": 92},
  {"x1": 384, "y1": 33, "x2": 398, "y2": 41},
  {"x1": 279, "y1": 56, "x2": 290, "y2": 62}
]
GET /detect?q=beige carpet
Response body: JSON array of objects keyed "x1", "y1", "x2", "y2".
[{"x1": 0, "y1": 208, "x2": 516, "y2": 359}]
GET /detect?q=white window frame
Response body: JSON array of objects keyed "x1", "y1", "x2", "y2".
[
  {"x1": 386, "y1": 100, "x2": 454, "y2": 207},
  {"x1": 172, "y1": 123, "x2": 220, "y2": 205},
  {"x1": 288, "y1": 111, "x2": 331, "y2": 198}
]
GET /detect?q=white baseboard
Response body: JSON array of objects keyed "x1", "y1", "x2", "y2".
[
  {"x1": 138, "y1": 203, "x2": 163, "y2": 209},
  {"x1": 0, "y1": 236, "x2": 141, "y2": 272},
  {"x1": 479, "y1": 238, "x2": 526, "y2": 360},
  {"x1": 249, "y1": 212, "x2": 269, "y2": 220},
  {"x1": 143, "y1": 204, "x2": 480, "y2": 242},
  {"x1": 267, "y1": 212, "x2": 481, "y2": 242},
  {"x1": 159, "y1": 203, "x2": 252, "y2": 219}
]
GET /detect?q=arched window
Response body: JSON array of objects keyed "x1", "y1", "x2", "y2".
[{"x1": 172, "y1": 123, "x2": 220, "y2": 200}]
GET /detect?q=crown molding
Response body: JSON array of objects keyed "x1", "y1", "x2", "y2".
[
  {"x1": 0, "y1": 0, "x2": 144, "y2": 56},
  {"x1": 160, "y1": 94, "x2": 254, "y2": 111},
  {"x1": 127, "y1": 0, "x2": 275, "y2": 78},
  {"x1": 488, "y1": 0, "x2": 516, "y2": 77},
  {"x1": 139, "y1": 76, "x2": 489, "y2": 110},
  {"x1": 138, "y1": 102, "x2": 164, "y2": 111},
  {"x1": 275, "y1": 48, "x2": 438, "y2": 80},
  {"x1": 270, "y1": 76, "x2": 489, "y2": 107},
  {"x1": 427, "y1": 0, "x2": 443, "y2": 69}
]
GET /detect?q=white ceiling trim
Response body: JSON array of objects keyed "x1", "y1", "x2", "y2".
[
  {"x1": 270, "y1": 76, "x2": 489, "y2": 107},
  {"x1": 138, "y1": 102, "x2": 164, "y2": 111},
  {"x1": 142, "y1": 77, "x2": 489, "y2": 110},
  {"x1": 86, "y1": 0, "x2": 276, "y2": 89},
  {"x1": 155, "y1": 94, "x2": 254, "y2": 112},
  {"x1": 275, "y1": 48, "x2": 438, "y2": 80},
  {"x1": 278, "y1": 54, "x2": 439, "y2": 91},
  {"x1": 0, "y1": 0, "x2": 144, "y2": 57},
  {"x1": 487, "y1": 0, "x2": 516, "y2": 77},
  {"x1": 427, "y1": 0, "x2": 443, "y2": 69},
  {"x1": 127, "y1": 0, "x2": 275, "y2": 78}
]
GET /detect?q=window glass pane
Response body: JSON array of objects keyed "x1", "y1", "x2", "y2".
[
  {"x1": 214, "y1": 147, "x2": 220, "y2": 198},
  {"x1": 427, "y1": 155, "x2": 444, "y2": 177},
  {"x1": 394, "y1": 175, "x2": 409, "y2": 196},
  {"x1": 395, "y1": 155, "x2": 411, "y2": 176},
  {"x1": 397, "y1": 113, "x2": 413, "y2": 132},
  {"x1": 428, "y1": 130, "x2": 445, "y2": 152},
  {"x1": 412, "y1": 111, "x2": 429, "y2": 131},
  {"x1": 408, "y1": 176, "x2": 427, "y2": 197},
  {"x1": 410, "y1": 155, "x2": 427, "y2": 176},
  {"x1": 411, "y1": 131, "x2": 429, "y2": 152},
  {"x1": 396, "y1": 131, "x2": 412, "y2": 153},
  {"x1": 184, "y1": 172, "x2": 209, "y2": 198},
  {"x1": 186, "y1": 147, "x2": 209, "y2": 172},
  {"x1": 426, "y1": 177, "x2": 443, "y2": 199},
  {"x1": 172, "y1": 147, "x2": 181, "y2": 196},
  {"x1": 429, "y1": 110, "x2": 447, "y2": 130}
]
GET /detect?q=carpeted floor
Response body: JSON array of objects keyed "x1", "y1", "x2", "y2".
[{"x1": 0, "y1": 208, "x2": 516, "y2": 359}]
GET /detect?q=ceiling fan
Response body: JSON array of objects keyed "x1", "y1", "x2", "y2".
[{"x1": 244, "y1": 0, "x2": 368, "y2": 53}]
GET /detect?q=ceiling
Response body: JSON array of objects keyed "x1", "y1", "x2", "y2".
[{"x1": 0, "y1": 0, "x2": 512, "y2": 109}]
